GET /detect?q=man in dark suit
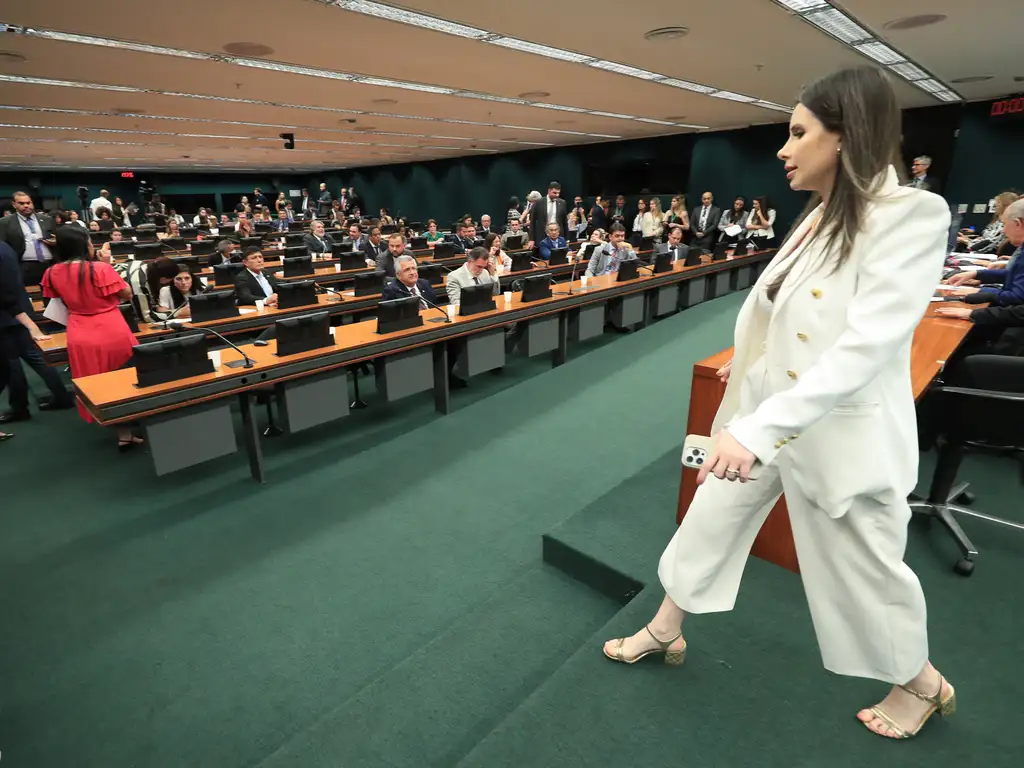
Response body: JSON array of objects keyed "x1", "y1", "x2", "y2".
[
  {"x1": 588, "y1": 196, "x2": 607, "y2": 234},
  {"x1": 0, "y1": 241, "x2": 73, "y2": 422},
  {"x1": 302, "y1": 220, "x2": 335, "y2": 255},
  {"x1": 362, "y1": 226, "x2": 387, "y2": 268},
  {"x1": 0, "y1": 191, "x2": 57, "y2": 286},
  {"x1": 907, "y1": 156, "x2": 942, "y2": 195},
  {"x1": 690, "y1": 191, "x2": 722, "y2": 250},
  {"x1": 528, "y1": 182, "x2": 569, "y2": 249},
  {"x1": 317, "y1": 183, "x2": 332, "y2": 218},
  {"x1": 271, "y1": 209, "x2": 290, "y2": 232},
  {"x1": 233, "y1": 247, "x2": 280, "y2": 306},
  {"x1": 661, "y1": 226, "x2": 691, "y2": 265},
  {"x1": 381, "y1": 254, "x2": 438, "y2": 306},
  {"x1": 452, "y1": 219, "x2": 475, "y2": 252},
  {"x1": 344, "y1": 223, "x2": 367, "y2": 250},
  {"x1": 376, "y1": 233, "x2": 407, "y2": 278},
  {"x1": 609, "y1": 195, "x2": 629, "y2": 229},
  {"x1": 299, "y1": 190, "x2": 315, "y2": 218}
]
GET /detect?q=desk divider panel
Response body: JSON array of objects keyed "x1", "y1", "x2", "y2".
[
  {"x1": 609, "y1": 294, "x2": 644, "y2": 329},
  {"x1": 517, "y1": 315, "x2": 560, "y2": 357},
  {"x1": 569, "y1": 304, "x2": 606, "y2": 342},
  {"x1": 680, "y1": 276, "x2": 708, "y2": 309},
  {"x1": 276, "y1": 369, "x2": 350, "y2": 433},
  {"x1": 651, "y1": 285, "x2": 680, "y2": 318},
  {"x1": 453, "y1": 328, "x2": 505, "y2": 378},
  {"x1": 144, "y1": 401, "x2": 237, "y2": 476},
  {"x1": 710, "y1": 270, "x2": 732, "y2": 299},
  {"x1": 375, "y1": 347, "x2": 435, "y2": 402},
  {"x1": 733, "y1": 264, "x2": 754, "y2": 291}
]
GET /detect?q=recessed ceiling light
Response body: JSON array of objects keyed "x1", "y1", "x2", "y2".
[
  {"x1": 643, "y1": 27, "x2": 689, "y2": 41},
  {"x1": 949, "y1": 75, "x2": 993, "y2": 84},
  {"x1": 220, "y1": 41, "x2": 273, "y2": 57},
  {"x1": 518, "y1": 91, "x2": 550, "y2": 99},
  {"x1": 0, "y1": 51, "x2": 27, "y2": 63},
  {"x1": 883, "y1": 14, "x2": 947, "y2": 31}
]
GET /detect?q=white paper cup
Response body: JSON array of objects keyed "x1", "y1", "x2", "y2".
[
  {"x1": 255, "y1": 299, "x2": 265, "y2": 312},
  {"x1": 209, "y1": 350, "x2": 221, "y2": 369},
  {"x1": 335, "y1": 263, "x2": 342, "y2": 273},
  {"x1": 503, "y1": 291, "x2": 512, "y2": 306},
  {"x1": 447, "y1": 304, "x2": 458, "y2": 320},
  {"x1": 580, "y1": 275, "x2": 589, "y2": 289}
]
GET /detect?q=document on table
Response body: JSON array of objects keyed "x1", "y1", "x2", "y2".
[
  {"x1": 723, "y1": 224, "x2": 742, "y2": 237},
  {"x1": 42, "y1": 297, "x2": 69, "y2": 325}
]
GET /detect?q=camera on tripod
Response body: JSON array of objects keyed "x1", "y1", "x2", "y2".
[{"x1": 76, "y1": 185, "x2": 90, "y2": 205}]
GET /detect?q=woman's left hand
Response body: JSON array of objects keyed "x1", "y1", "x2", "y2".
[
  {"x1": 697, "y1": 430, "x2": 757, "y2": 484},
  {"x1": 951, "y1": 286, "x2": 980, "y2": 295}
]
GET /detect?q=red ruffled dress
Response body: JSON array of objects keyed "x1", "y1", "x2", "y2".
[{"x1": 42, "y1": 261, "x2": 138, "y2": 422}]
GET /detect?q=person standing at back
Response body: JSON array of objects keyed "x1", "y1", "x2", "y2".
[
  {"x1": 690, "y1": 192, "x2": 722, "y2": 249},
  {"x1": 603, "y1": 66, "x2": 956, "y2": 742},
  {"x1": 40, "y1": 226, "x2": 141, "y2": 450},
  {"x1": 529, "y1": 182, "x2": 568, "y2": 248},
  {"x1": 0, "y1": 191, "x2": 56, "y2": 286}
]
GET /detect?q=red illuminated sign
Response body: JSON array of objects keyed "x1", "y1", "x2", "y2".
[
  {"x1": 121, "y1": 171, "x2": 135, "y2": 178},
  {"x1": 990, "y1": 95, "x2": 1024, "y2": 118}
]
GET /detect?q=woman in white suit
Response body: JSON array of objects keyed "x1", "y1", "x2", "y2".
[{"x1": 603, "y1": 67, "x2": 955, "y2": 740}]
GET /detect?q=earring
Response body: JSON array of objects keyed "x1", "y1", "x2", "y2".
[{"x1": 837, "y1": 147, "x2": 842, "y2": 154}]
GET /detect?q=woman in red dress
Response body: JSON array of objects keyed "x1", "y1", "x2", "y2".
[{"x1": 42, "y1": 226, "x2": 142, "y2": 450}]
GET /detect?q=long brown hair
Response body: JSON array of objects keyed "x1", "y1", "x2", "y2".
[{"x1": 768, "y1": 66, "x2": 904, "y2": 300}]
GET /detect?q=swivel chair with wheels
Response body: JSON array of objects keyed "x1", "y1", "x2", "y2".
[{"x1": 911, "y1": 354, "x2": 1024, "y2": 576}]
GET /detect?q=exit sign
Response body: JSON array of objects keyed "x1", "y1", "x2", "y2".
[{"x1": 121, "y1": 171, "x2": 135, "y2": 178}]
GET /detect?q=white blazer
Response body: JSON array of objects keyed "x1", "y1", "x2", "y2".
[{"x1": 712, "y1": 166, "x2": 950, "y2": 519}]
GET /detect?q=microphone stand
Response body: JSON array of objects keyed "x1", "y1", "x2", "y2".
[
  {"x1": 554, "y1": 250, "x2": 583, "y2": 295},
  {"x1": 417, "y1": 292, "x2": 453, "y2": 324},
  {"x1": 163, "y1": 320, "x2": 256, "y2": 369}
]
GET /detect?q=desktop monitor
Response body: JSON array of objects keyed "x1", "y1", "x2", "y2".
[
  {"x1": 510, "y1": 251, "x2": 534, "y2": 272},
  {"x1": 417, "y1": 263, "x2": 443, "y2": 286},
  {"x1": 133, "y1": 242, "x2": 164, "y2": 261},
  {"x1": 276, "y1": 279, "x2": 317, "y2": 310},
  {"x1": 331, "y1": 241, "x2": 354, "y2": 257},
  {"x1": 683, "y1": 249, "x2": 704, "y2": 267},
  {"x1": 110, "y1": 240, "x2": 135, "y2": 257},
  {"x1": 152, "y1": 214, "x2": 167, "y2": 228},
  {"x1": 639, "y1": 236, "x2": 656, "y2": 253},
  {"x1": 376, "y1": 295, "x2": 423, "y2": 334},
  {"x1": 380, "y1": 224, "x2": 398, "y2": 235},
  {"x1": 189, "y1": 290, "x2": 240, "y2": 322},
  {"x1": 120, "y1": 227, "x2": 137, "y2": 240},
  {"x1": 179, "y1": 226, "x2": 198, "y2": 240},
  {"x1": 89, "y1": 231, "x2": 112, "y2": 245},
  {"x1": 337, "y1": 251, "x2": 366, "y2": 271},
  {"x1": 504, "y1": 234, "x2": 525, "y2": 251},
  {"x1": 239, "y1": 236, "x2": 264, "y2": 251},
  {"x1": 712, "y1": 242, "x2": 730, "y2": 261},
  {"x1": 651, "y1": 252, "x2": 673, "y2": 274},
  {"x1": 133, "y1": 333, "x2": 213, "y2": 388},
  {"x1": 275, "y1": 311, "x2": 332, "y2": 356},
  {"x1": 472, "y1": 238, "x2": 487, "y2": 249},
  {"x1": 408, "y1": 221, "x2": 423, "y2": 232},
  {"x1": 408, "y1": 236, "x2": 428, "y2": 251},
  {"x1": 170, "y1": 254, "x2": 201, "y2": 274},
  {"x1": 253, "y1": 223, "x2": 271, "y2": 235},
  {"x1": 519, "y1": 273, "x2": 552, "y2": 303},
  {"x1": 433, "y1": 242, "x2": 458, "y2": 260},
  {"x1": 458, "y1": 282, "x2": 496, "y2": 317},
  {"x1": 161, "y1": 236, "x2": 187, "y2": 253},
  {"x1": 282, "y1": 254, "x2": 314, "y2": 278},
  {"x1": 616, "y1": 260, "x2": 640, "y2": 282},
  {"x1": 287, "y1": 221, "x2": 306, "y2": 232},
  {"x1": 285, "y1": 233, "x2": 307, "y2": 248},
  {"x1": 214, "y1": 261, "x2": 246, "y2": 287},
  {"x1": 733, "y1": 240, "x2": 750, "y2": 256},
  {"x1": 189, "y1": 239, "x2": 217, "y2": 256},
  {"x1": 354, "y1": 272, "x2": 385, "y2": 297},
  {"x1": 284, "y1": 245, "x2": 310, "y2": 261},
  {"x1": 119, "y1": 302, "x2": 140, "y2": 333},
  {"x1": 547, "y1": 247, "x2": 569, "y2": 266}
]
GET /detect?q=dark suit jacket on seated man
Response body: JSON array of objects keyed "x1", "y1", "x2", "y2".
[
  {"x1": 234, "y1": 247, "x2": 280, "y2": 306},
  {"x1": 376, "y1": 234, "x2": 407, "y2": 278},
  {"x1": 362, "y1": 228, "x2": 387, "y2": 267},
  {"x1": 303, "y1": 223, "x2": 335, "y2": 255},
  {"x1": 382, "y1": 255, "x2": 438, "y2": 306},
  {"x1": 537, "y1": 223, "x2": 567, "y2": 261}
]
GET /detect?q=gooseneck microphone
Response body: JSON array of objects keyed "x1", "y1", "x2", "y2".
[{"x1": 163, "y1": 320, "x2": 257, "y2": 368}]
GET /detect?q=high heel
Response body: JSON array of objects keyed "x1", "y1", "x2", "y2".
[
  {"x1": 861, "y1": 674, "x2": 956, "y2": 739},
  {"x1": 604, "y1": 625, "x2": 686, "y2": 666}
]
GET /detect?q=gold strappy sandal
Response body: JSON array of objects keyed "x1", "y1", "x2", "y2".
[
  {"x1": 862, "y1": 675, "x2": 956, "y2": 739},
  {"x1": 603, "y1": 625, "x2": 686, "y2": 666}
]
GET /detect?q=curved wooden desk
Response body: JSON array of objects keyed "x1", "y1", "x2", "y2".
[{"x1": 675, "y1": 303, "x2": 979, "y2": 573}]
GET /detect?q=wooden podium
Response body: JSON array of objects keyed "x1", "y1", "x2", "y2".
[{"x1": 675, "y1": 306, "x2": 978, "y2": 574}]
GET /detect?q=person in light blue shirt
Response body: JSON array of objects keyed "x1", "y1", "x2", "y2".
[
  {"x1": 585, "y1": 223, "x2": 636, "y2": 277},
  {"x1": 537, "y1": 222, "x2": 567, "y2": 261}
]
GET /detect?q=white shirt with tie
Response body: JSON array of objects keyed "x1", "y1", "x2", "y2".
[
  {"x1": 547, "y1": 197, "x2": 558, "y2": 225},
  {"x1": 17, "y1": 214, "x2": 53, "y2": 263},
  {"x1": 698, "y1": 206, "x2": 710, "y2": 231},
  {"x1": 248, "y1": 268, "x2": 274, "y2": 299}
]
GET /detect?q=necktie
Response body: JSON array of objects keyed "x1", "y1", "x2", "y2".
[
  {"x1": 700, "y1": 207, "x2": 708, "y2": 230},
  {"x1": 24, "y1": 216, "x2": 46, "y2": 261},
  {"x1": 255, "y1": 272, "x2": 272, "y2": 298},
  {"x1": 410, "y1": 284, "x2": 426, "y2": 309},
  {"x1": 473, "y1": 276, "x2": 480, "y2": 285}
]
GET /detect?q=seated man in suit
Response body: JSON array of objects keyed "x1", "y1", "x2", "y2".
[
  {"x1": 361, "y1": 226, "x2": 386, "y2": 268},
  {"x1": 446, "y1": 246, "x2": 501, "y2": 305},
  {"x1": 343, "y1": 223, "x2": 367, "y2": 251},
  {"x1": 452, "y1": 220, "x2": 476, "y2": 252},
  {"x1": 271, "y1": 208, "x2": 290, "y2": 232},
  {"x1": 478, "y1": 214, "x2": 493, "y2": 238},
  {"x1": 537, "y1": 222, "x2": 567, "y2": 261},
  {"x1": 690, "y1": 191, "x2": 722, "y2": 250},
  {"x1": 941, "y1": 200, "x2": 1024, "y2": 307},
  {"x1": 382, "y1": 254, "x2": 438, "y2": 307},
  {"x1": 303, "y1": 220, "x2": 335, "y2": 257},
  {"x1": 585, "y1": 224, "x2": 637, "y2": 277},
  {"x1": 376, "y1": 233, "x2": 406, "y2": 277},
  {"x1": 501, "y1": 218, "x2": 526, "y2": 249},
  {"x1": 661, "y1": 225, "x2": 691, "y2": 264},
  {"x1": 234, "y1": 246, "x2": 279, "y2": 307}
]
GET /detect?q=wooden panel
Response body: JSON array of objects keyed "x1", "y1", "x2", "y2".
[{"x1": 675, "y1": 302, "x2": 977, "y2": 574}]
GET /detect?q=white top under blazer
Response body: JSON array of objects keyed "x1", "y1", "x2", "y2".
[{"x1": 712, "y1": 166, "x2": 950, "y2": 519}]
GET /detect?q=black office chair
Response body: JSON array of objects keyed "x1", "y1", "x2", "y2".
[{"x1": 911, "y1": 354, "x2": 1024, "y2": 576}]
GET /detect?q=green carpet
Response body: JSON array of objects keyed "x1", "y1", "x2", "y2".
[{"x1": 3, "y1": 290, "x2": 1021, "y2": 767}]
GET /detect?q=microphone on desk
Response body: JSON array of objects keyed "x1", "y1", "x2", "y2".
[
  {"x1": 636, "y1": 263, "x2": 656, "y2": 274},
  {"x1": 554, "y1": 251, "x2": 583, "y2": 295},
  {"x1": 162, "y1": 320, "x2": 257, "y2": 369},
  {"x1": 314, "y1": 283, "x2": 343, "y2": 300},
  {"x1": 416, "y1": 292, "x2": 453, "y2": 323}
]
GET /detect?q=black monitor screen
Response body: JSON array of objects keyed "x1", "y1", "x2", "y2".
[
  {"x1": 376, "y1": 295, "x2": 423, "y2": 334},
  {"x1": 616, "y1": 260, "x2": 640, "y2": 282},
  {"x1": 170, "y1": 255, "x2": 201, "y2": 274},
  {"x1": 110, "y1": 241, "x2": 135, "y2": 257},
  {"x1": 133, "y1": 242, "x2": 164, "y2": 261},
  {"x1": 458, "y1": 282, "x2": 496, "y2": 317},
  {"x1": 287, "y1": 221, "x2": 306, "y2": 232},
  {"x1": 282, "y1": 255, "x2": 313, "y2": 278},
  {"x1": 547, "y1": 247, "x2": 568, "y2": 266},
  {"x1": 652, "y1": 252, "x2": 673, "y2": 274},
  {"x1": 408, "y1": 236, "x2": 428, "y2": 250},
  {"x1": 520, "y1": 273, "x2": 552, "y2": 303},
  {"x1": 504, "y1": 234, "x2": 525, "y2": 251},
  {"x1": 134, "y1": 333, "x2": 213, "y2": 387},
  {"x1": 285, "y1": 233, "x2": 307, "y2": 247},
  {"x1": 214, "y1": 262, "x2": 245, "y2": 287},
  {"x1": 276, "y1": 279, "x2": 317, "y2": 310},
  {"x1": 189, "y1": 290, "x2": 239, "y2": 322},
  {"x1": 354, "y1": 272, "x2": 385, "y2": 297},
  {"x1": 161, "y1": 237, "x2": 186, "y2": 253},
  {"x1": 417, "y1": 263, "x2": 443, "y2": 286},
  {"x1": 433, "y1": 242, "x2": 457, "y2": 260},
  {"x1": 284, "y1": 245, "x2": 309, "y2": 261},
  {"x1": 190, "y1": 239, "x2": 216, "y2": 256},
  {"x1": 239, "y1": 236, "x2": 263, "y2": 250},
  {"x1": 275, "y1": 311, "x2": 332, "y2": 356},
  {"x1": 331, "y1": 241, "x2": 354, "y2": 257}
]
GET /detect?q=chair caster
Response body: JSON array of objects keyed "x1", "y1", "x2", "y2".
[
  {"x1": 350, "y1": 399, "x2": 368, "y2": 410},
  {"x1": 263, "y1": 425, "x2": 284, "y2": 438},
  {"x1": 953, "y1": 490, "x2": 975, "y2": 505},
  {"x1": 954, "y1": 558, "x2": 975, "y2": 577}
]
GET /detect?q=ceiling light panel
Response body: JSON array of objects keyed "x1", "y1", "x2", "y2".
[
  {"x1": 659, "y1": 79, "x2": 717, "y2": 95},
  {"x1": 487, "y1": 37, "x2": 594, "y2": 63},
  {"x1": 804, "y1": 8, "x2": 872, "y2": 43},
  {"x1": 711, "y1": 91, "x2": 758, "y2": 103},
  {"x1": 853, "y1": 41, "x2": 904, "y2": 65},
  {"x1": 588, "y1": 60, "x2": 663, "y2": 80},
  {"x1": 887, "y1": 62, "x2": 929, "y2": 81},
  {"x1": 330, "y1": 0, "x2": 491, "y2": 39}
]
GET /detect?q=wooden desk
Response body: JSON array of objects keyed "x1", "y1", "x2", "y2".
[{"x1": 675, "y1": 302, "x2": 978, "y2": 573}]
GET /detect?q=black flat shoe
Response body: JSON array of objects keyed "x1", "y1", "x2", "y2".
[
  {"x1": 38, "y1": 399, "x2": 75, "y2": 411},
  {"x1": 0, "y1": 411, "x2": 31, "y2": 424}
]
